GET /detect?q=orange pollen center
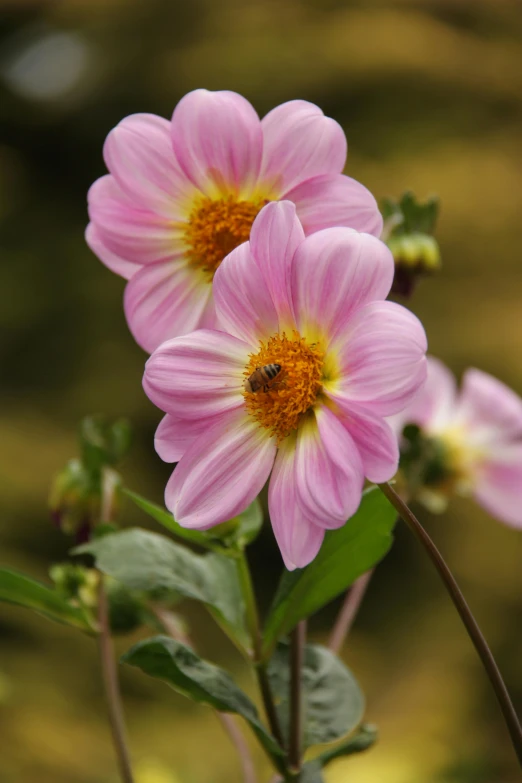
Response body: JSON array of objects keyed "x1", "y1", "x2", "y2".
[
  {"x1": 183, "y1": 195, "x2": 268, "y2": 279},
  {"x1": 244, "y1": 331, "x2": 325, "y2": 442}
]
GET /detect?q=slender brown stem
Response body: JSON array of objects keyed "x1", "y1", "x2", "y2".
[
  {"x1": 378, "y1": 482, "x2": 522, "y2": 768},
  {"x1": 151, "y1": 605, "x2": 257, "y2": 783},
  {"x1": 288, "y1": 622, "x2": 306, "y2": 773},
  {"x1": 328, "y1": 569, "x2": 374, "y2": 654},
  {"x1": 97, "y1": 579, "x2": 135, "y2": 783}
]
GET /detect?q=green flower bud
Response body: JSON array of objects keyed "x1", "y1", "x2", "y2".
[
  {"x1": 49, "y1": 458, "x2": 100, "y2": 539},
  {"x1": 381, "y1": 192, "x2": 441, "y2": 298}
]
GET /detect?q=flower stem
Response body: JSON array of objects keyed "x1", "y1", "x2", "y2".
[
  {"x1": 378, "y1": 482, "x2": 522, "y2": 768},
  {"x1": 288, "y1": 621, "x2": 306, "y2": 773},
  {"x1": 236, "y1": 553, "x2": 286, "y2": 752},
  {"x1": 97, "y1": 578, "x2": 135, "y2": 783},
  {"x1": 328, "y1": 569, "x2": 374, "y2": 654}
]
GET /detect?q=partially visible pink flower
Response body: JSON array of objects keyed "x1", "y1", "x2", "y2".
[
  {"x1": 143, "y1": 202, "x2": 427, "y2": 569},
  {"x1": 392, "y1": 356, "x2": 522, "y2": 527},
  {"x1": 86, "y1": 89, "x2": 383, "y2": 352}
]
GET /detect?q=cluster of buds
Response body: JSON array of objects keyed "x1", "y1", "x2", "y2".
[
  {"x1": 381, "y1": 191, "x2": 441, "y2": 297},
  {"x1": 49, "y1": 417, "x2": 131, "y2": 540}
]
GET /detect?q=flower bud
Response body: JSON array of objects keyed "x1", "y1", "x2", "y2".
[
  {"x1": 49, "y1": 458, "x2": 100, "y2": 539},
  {"x1": 381, "y1": 192, "x2": 441, "y2": 298}
]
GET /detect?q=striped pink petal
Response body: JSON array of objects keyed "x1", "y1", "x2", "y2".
[
  {"x1": 124, "y1": 259, "x2": 212, "y2": 352},
  {"x1": 170, "y1": 89, "x2": 263, "y2": 199},
  {"x1": 295, "y1": 407, "x2": 364, "y2": 528},
  {"x1": 249, "y1": 201, "x2": 303, "y2": 328},
  {"x1": 260, "y1": 100, "x2": 346, "y2": 195},
  {"x1": 330, "y1": 301, "x2": 427, "y2": 417},
  {"x1": 473, "y1": 444, "x2": 522, "y2": 529},
  {"x1": 336, "y1": 402, "x2": 399, "y2": 483},
  {"x1": 457, "y1": 368, "x2": 522, "y2": 440},
  {"x1": 155, "y1": 413, "x2": 223, "y2": 463},
  {"x1": 268, "y1": 438, "x2": 325, "y2": 570},
  {"x1": 85, "y1": 223, "x2": 140, "y2": 280},
  {"x1": 286, "y1": 174, "x2": 383, "y2": 238},
  {"x1": 143, "y1": 329, "x2": 248, "y2": 419},
  {"x1": 291, "y1": 228, "x2": 394, "y2": 340},
  {"x1": 213, "y1": 241, "x2": 278, "y2": 347},
  {"x1": 166, "y1": 409, "x2": 276, "y2": 529},
  {"x1": 103, "y1": 113, "x2": 193, "y2": 218}
]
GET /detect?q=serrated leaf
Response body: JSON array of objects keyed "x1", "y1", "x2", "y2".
[
  {"x1": 263, "y1": 488, "x2": 396, "y2": 657},
  {"x1": 0, "y1": 568, "x2": 92, "y2": 631},
  {"x1": 268, "y1": 643, "x2": 364, "y2": 749},
  {"x1": 122, "y1": 636, "x2": 284, "y2": 759},
  {"x1": 74, "y1": 529, "x2": 249, "y2": 648}
]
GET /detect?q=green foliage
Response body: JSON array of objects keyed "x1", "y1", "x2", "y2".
[
  {"x1": 0, "y1": 568, "x2": 93, "y2": 631},
  {"x1": 381, "y1": 191, "x2": 439, "y2": 236},
  {"x1": 300, "y1": 761, "x2": 325, "y2": 782},
  {"x1": 317, "y1": 723, "x2": 378, "y2": 767},
  {"x1": 122, "y1": 636, "x2": 284, "y2": 759},
  {"x1": 79, "y1": 416, "x2": 132, "y2": 475},
  {"x1": 75, "y1": 529, "x2": 249, "y2": 649},
  {"x1": 268, "y1": 643, "x2": 364, "y2": 749},
  {"x1": 263, "y1": 489, "x2": 396, "y2": 656},
  {"x1": 124, "y1": 490, "x2": 263, "y2": 552}
]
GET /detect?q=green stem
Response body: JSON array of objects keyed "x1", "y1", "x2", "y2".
[
  {"x1": 288, "y1": 621, "x2": 306, "y2": 774},
  {"x1": 236, "y1": 553, "x2": 286, "y2": 753},
  {"x1": 97, "y1": 579, "x2": 135, "y2": 783},
  {"x1": 378, "y1": 482, "x2": 522, "y2": 768}
]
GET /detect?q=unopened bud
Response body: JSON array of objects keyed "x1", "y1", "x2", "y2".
[
  {"x1": 381, "y1": 192, "x2": 441, "y2": 298},
  {"x1": 49, "y1": 459, "x2": 100, "y2": 539}
]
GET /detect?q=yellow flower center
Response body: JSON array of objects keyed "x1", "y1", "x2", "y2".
[
  {"x1": 244, "y1": 331, "x2": 325, "y2": 442},
  {"x1": 183, "y1": 195, "x2": 268, "y2": 279}
]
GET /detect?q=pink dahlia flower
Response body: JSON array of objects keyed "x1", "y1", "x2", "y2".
[
  {"x1": 143, "y1": 202, "x2": 427, "y2": 569},
  {"x1": 86, "y1": 89, "x2": 383, "y2": 352},
  {"x1": 392, "y1": 356, "x2": 522, "y2": 527}
]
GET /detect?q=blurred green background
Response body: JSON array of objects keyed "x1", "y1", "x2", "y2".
[{"x1": 1, "y1": 0, "x2": 521, "y2": 781}]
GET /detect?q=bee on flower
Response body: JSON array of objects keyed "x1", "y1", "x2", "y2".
[
  {"x1": 390, "y1": 356, "x2": 522, "y2": 526},
  {"x1": 86, "y1": 89, "x2": 383, "y2": 352},
  {"x1": 143, "y1": 202, "x2": 427, "y2": 569}
]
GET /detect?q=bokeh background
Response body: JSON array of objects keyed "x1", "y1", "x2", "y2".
[{"x1": 1, "y1": 0, "x2": 522, "y2": 781}]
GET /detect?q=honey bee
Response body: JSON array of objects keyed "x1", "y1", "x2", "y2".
[{"x1": 244, "y1": 364, "x2": 282, "y2": 393}]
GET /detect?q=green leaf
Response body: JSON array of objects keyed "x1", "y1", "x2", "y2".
[
  {"x1": 122, "y1": 636, "x2": 284, "y2": 759},
  {"x1": 317, "y1": 723, "x2": 378, "y2": 766},
  {"x1": 0, "y1": 568, "x2": 92, "y2": 631},
  {"x1": 263, "y1": 488, "x2": 396, "y2": 656},
  {"x1": 123, "y1": 490, "x2": 226, "y2": 553},
  {"x1": 268, "y1": 643, "x2": 364, "y2": 749},
  {"x1": 74, "y1": 529, "x2": 249, "y2": 648}
]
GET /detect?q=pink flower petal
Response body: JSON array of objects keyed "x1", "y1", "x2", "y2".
[
  {"x1": 103, "y1": 113, "x2": 194, "y2": 218},
  {"x1": 124, "y1": 259, "x2": 212, "y2": 352},
  {"x1": 88, "y1": 175, "x2": 183, "y2": 266},
  {"x1": 268, "y1": 438, "x2": 325, "y2": 570},
  {"x1": 249, "y1": 201, "x2": 304, "y2": 328},
  {"x1": 170, "y1": 89, "x2": 263, "y2": 198},
  {"x1": 166, "y1": 409, "x2": 276, "y2": 529},
  {"x1": 336, "y1": 402, "x2": 399, "y2": 483},
  {"x1": 295, "y1": 407, "x2": 364, "y2": 528},
  {"x1": 260, "y1": 100, "x2": 347, "y2": 195},
  {"x1": 330, "y1": 301, "x2": 427, "y2": 417},
  {"x1": 291, "y1": 228, "x2": 394, "y2": 340},
  {"x1": 473, "y1": 444, "x2": 522, "y2": 529},
  {"x1": 155, "y1": 413, "x2": 223, "y2": 463},
  {"x1": 143, "y1": 329, "x2": 249, "y2": 418},
  {"x1": 213, "y1": 241, "x2": 278, "y2": 347},
  {"x1": 285, "y1": 174, "x2": 383, "y2": 238},
  {"x1": 85, "y1": 222, "x2": 140, "y2": 280},
  {"x1": 457, "y1": 368, "x2": 522, "y2": 440}
]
